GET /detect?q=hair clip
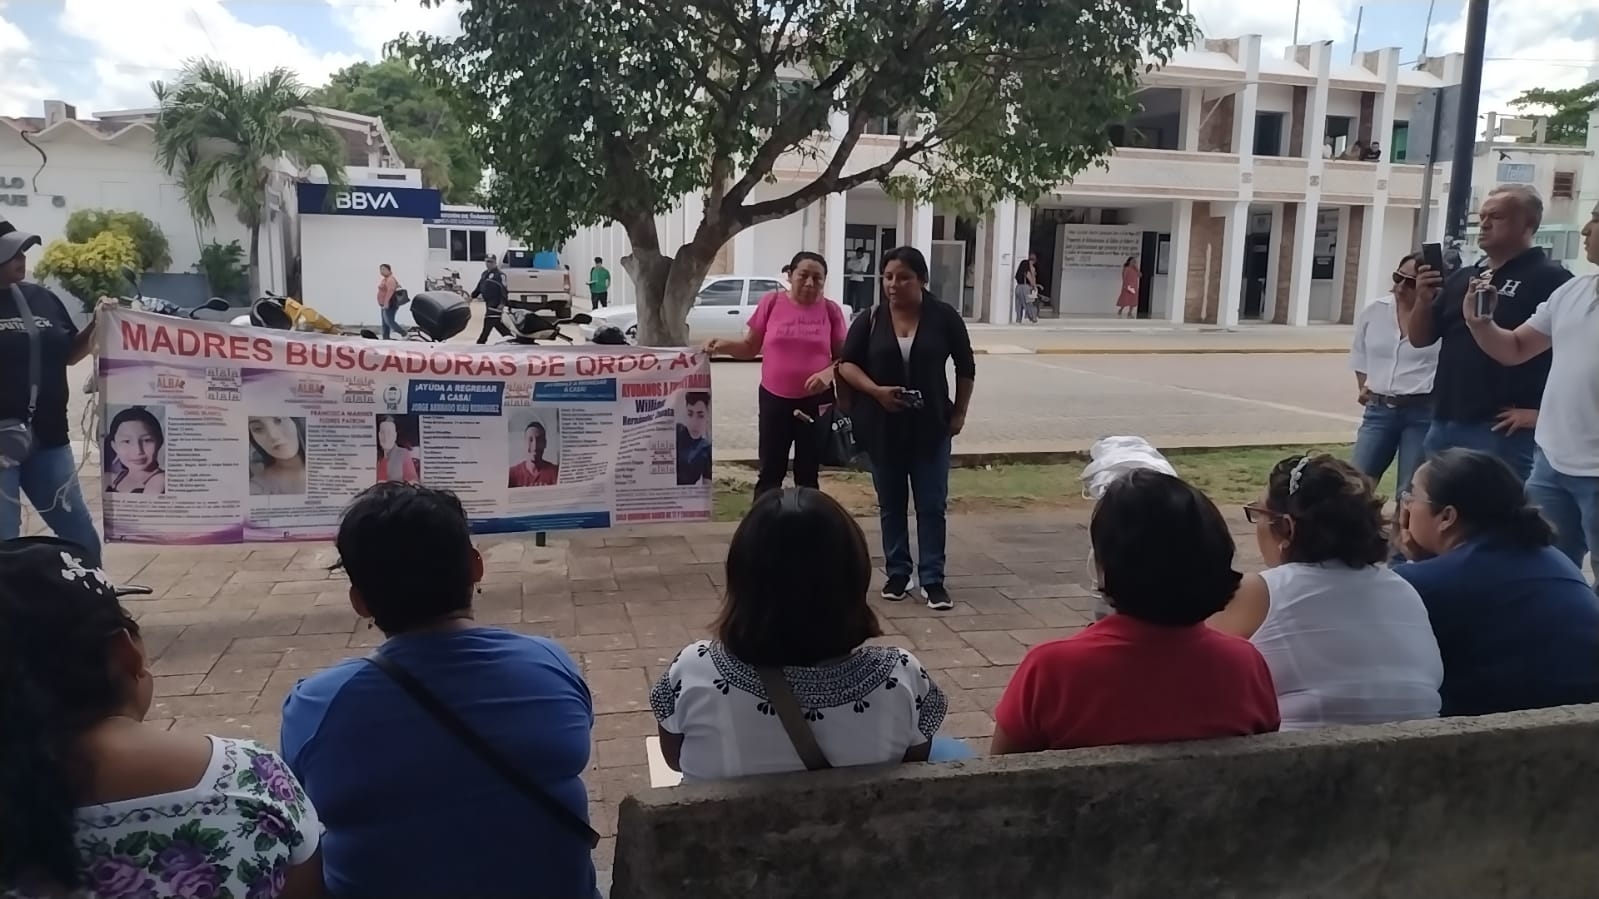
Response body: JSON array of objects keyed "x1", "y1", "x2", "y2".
[{"x1": 1288, "y1": 455, "x2": 1314, "y2": 495}]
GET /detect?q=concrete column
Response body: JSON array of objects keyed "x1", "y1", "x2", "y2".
[
  {"x1": 912, "y1": 201, "x2": 934, "y2": 261},
  {"x1": 1286, "y1": 202, "x2": 1318, "y2": 326},
  {"x1": 1287, "y1": 41, "x2": 1333, "y2": 326},
  {"x1": 1013, "y1": 203, "x2": 1033, "y2": 271},
  {"x1": 1166, "y1": 199, "x2": 1194, "y2": 323},
  {"x1": 824, "y1": 191, "x2": 847, "y2": 302},
  {"x1": 1181, "y1": 87, "x2": 1203, "y2": 152},
  {"x1": 1218, "y1": 34, "x2": 1261, "y2": 328},
  {"x1": 1217, "y1": 200, "x2": 1250, "y2": 328},
  {"x1": 989, "y1": 199, "x2": 1017, "y2": 324},
  {"x1": 1357, "y1": 47, "x2": 1401, "y2": 304}
]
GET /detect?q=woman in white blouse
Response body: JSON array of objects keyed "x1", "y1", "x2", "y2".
[
  {"x1": 1349, "y1": 253, "x2": 1440, "y2": 493},
  {"x1": 650, "y1": 487, "x2": 960, "y2": 782},
  {"x1": 1210, "y1": 454, "x2": 1443, "y2": 731}
]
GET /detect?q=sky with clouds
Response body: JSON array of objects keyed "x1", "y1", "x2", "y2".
[{"x1": 0, "y1": 0, "x2": 1594, "y2": 123}]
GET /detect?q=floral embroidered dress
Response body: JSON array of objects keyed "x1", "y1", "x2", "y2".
[
  {"x1": 7, "y1": 737, "x2": 321, "y2": 899},
  {"x1": 650, "y1": 640, "x2": 948, "y2": 783}
]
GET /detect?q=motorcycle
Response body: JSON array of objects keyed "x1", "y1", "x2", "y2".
[
  {"x1": 502, "y1": 297, "x2": 594, "y2": 345},
  {"x1": 425, "y1": 268, "x2": 465, "y2": 295}
]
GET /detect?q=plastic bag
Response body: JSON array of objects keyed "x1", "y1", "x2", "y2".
[{"x1": 1080, "y1": 435, "x2": 1177, "y2": 500}]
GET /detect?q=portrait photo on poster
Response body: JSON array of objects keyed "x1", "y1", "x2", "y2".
[
  {"x1": 247, "y1": 415, "x2": 308, "y2": 496},
  {"x1": 104, "y1": 404, "x2": 167, "y2": 496},
  {"x1": 676, "y1": 389, "x2": 712, "y2": 487},
  {"x1": 375, "y1": 413, "x2": 422, "y2": 484},
  {"x1": 506, "y1": 408, "x2": 561, "y2": 488}
]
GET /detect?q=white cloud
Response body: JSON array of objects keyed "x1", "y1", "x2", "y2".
[
  {"x1": 0, "y1": 1, "x2": 59, "y2": 116},
  {"x1": 55, "y1": 0, "x2": 364, "y2": 113},
  {"x1": 325, "y1": 0, "x2": 462, "y2": 59},
  {"x1": 1429, "y1": 2, "x2": 1599, "y2": 117}
]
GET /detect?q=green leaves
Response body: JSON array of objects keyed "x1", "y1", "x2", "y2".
[{"x1": 1508, "y1": 81, "x2": 1597, "y2": 146}]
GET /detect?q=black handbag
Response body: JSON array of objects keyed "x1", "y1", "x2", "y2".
[{"x1": 816, "y1": 404, "x2": 869, "y2": 470}]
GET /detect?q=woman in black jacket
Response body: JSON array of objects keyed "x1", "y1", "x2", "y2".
[{"x1": 838, "y1": 246, "x2": 976, "y2": 611}]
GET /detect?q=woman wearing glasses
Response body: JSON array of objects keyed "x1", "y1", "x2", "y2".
[
  {"x1": 1209, "y1": 454, "x2": 1443, "y2": 731},
  {"x1": 1348, "y1": 253, "x2": 1440, "y2": 493}
]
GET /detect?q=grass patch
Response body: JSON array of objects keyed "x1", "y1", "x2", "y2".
[{"x1": 711, "y1": 444, "x2": 1394, "y2": 522}]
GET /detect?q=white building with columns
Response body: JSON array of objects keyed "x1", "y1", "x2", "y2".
[{"x1": 563, "y1": 34, "x2": 1464, "y2": 326}]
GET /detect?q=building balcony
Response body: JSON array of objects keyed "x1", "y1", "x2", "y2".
[{"x1": 1055, "y1": 148, "x2": 1243, "y2": 200}]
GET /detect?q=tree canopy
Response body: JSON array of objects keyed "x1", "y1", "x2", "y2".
[
  {"x1": 396, "y1": 0, "x2": 1195, "y2": 343},
  {"x1": 311, "y1": 57, "x2": 485, "y2": 203},
  {"x1": 1508, "y1": 81, "x2": 1597, "y2": 146}
]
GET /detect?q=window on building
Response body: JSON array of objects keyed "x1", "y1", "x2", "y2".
[
  {"x1": 468, "y1": 230, "x2": 487, "y2": 261},
  {"x1": 1552, "y1": 171, "x2": 1576, "y2": 199},
  {"x1": 1325, "y1": 116, "x2": 1353, "y2": 156},
  {"x1": 449, "y1": 229, "x2": 469, "y2": 261},
  {"x1": 427, "y1": 227, "x2": 447, "y2": 250},
  {"x1": 1391, "y1": 121, "x2": 1409, "y2": 162},
  {"x1": 864, "y1": 116, "x2": 901, "y2": 136},
  {"x1": 1253, "y1": 112, "x2": 1285, "y2": 157},
  {"x1": 1497, "y1": 162, "x2": 1536, "y2": 183},
  {"x1": 442, "y1": 228, "x2": 490, "y2": 262}
]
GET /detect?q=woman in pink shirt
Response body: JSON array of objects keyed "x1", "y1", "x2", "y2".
[
  {"x1": 706, "y1": 251, "x2": 847, "y2": 497},
  {"x1": 376, "y1": 263, "x2": 403, "y2": 339}
]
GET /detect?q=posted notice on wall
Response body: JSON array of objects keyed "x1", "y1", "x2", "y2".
[{"x1": 96, "y1": 309, "x2": 713, "y2": 545}]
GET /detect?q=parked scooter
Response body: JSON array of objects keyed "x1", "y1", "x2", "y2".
[
  {"x1": 502, "y1": 298, "x2": 593, "y2": 345},
  {"x1": 118, "y1": 265, "x2": 236, "y2": 321}
]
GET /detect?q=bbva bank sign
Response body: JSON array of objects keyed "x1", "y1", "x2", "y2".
[{"x1": 296, "y1": 182, "x2": 442, "y2": 220}]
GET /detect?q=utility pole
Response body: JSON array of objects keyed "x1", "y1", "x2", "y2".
[
  {"x1": 1415, "y1": 89, "x2": 1446, "y2": 244},
  {"x1": 1292, "y1": 0, "x2": 1301, "y2": 45},
  {"x1": 1444, "y1": 0, "x2": 1490, "y2": 244}
]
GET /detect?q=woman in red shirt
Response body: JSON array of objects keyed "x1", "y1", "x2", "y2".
[{"x1": 991, "y1": 470, "x2": 1280, "y2": 753}]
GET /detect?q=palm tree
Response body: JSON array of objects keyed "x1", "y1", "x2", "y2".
[{"x1": 152, "y1": 60, "x2": 348, "y2": 298}]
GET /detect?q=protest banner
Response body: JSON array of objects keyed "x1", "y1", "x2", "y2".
[{"x1": 96, "y1": 309, "x2": 713, "y2": 544}]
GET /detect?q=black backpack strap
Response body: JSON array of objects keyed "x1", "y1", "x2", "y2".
[{"x1": 365, "y1": 651, "x2": 600, "y2": 848}]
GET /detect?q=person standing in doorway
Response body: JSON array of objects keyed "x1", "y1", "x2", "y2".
[
  {"x1": 377, "y1": 263, "x2": 403, "y2": 340},
  {"x1": 472, "y1": 255, "x2": 512, "y2": 344},
  {"x1": 839, "y1": 246, "x2": 976, "y2": 612},
  {"x1": 1403, "y1": 185, "x2": 1572, "y2": 480},
  {"x1": 0, "y1": 217, "x2": 105, "y2": 565},
  {"x1": 1116, "y1": 257, "x2": 1140, "y2": 318},
  {"x1": 588, "y1": 257, "x2": 611, "y2": 309},
  {"x1": 1349, "y1": 253, "x2": 1439, "y2": 493},
  {"x1": 1457, "y1": 201, "x2": 1599, "y2": 582}
]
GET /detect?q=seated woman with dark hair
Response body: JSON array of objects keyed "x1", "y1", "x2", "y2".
[
  {"x1": 1211, "y1": 454, "x2": 1443, "y2": 731},
  {"x1": 0, "y1": 537, "x2": 321, "y2": 899},
  {"x1": 650, "y1": 487, "x2": 957, "y2": 782},
  {"x1": 280, "y1": 482, "x2": 596, "y2": 899},
  {"x1": 1394, "y1": 448, "x2": 1599, "y2": 716},
  {"x1": 990, "y1": 470, "x2": 1280, "y2": 754}
]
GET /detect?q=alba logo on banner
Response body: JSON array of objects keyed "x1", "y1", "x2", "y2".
[
  {"x1": 335, "y1": 191, "x2": 400, "y2": 211},
  {"x1": 296, "y1": 182, "x2": 442, "y2": 220}
]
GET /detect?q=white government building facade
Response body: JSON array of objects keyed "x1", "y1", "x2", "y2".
[{"x1": 567, "y1": 35, "x2": 1471, "y2": 326}]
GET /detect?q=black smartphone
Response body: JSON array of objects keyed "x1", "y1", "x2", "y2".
[
  {"x1": 1421, "y1": 242, "x2": 1446, "y2": 274},
  {"x1": 1475, "y1": 284, "x2": 1495, "y2": 318},
  {"x1": 898, "y1": 388, "x2": 925, "y2": 410}
]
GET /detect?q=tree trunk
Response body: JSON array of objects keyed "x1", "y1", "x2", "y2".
[{"x1": 247, "y1": 222, "x2": 262, "y2": 299}]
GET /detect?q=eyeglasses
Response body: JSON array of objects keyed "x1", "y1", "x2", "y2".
[
  {"x1": 1392, "y1": 271, "x2": 1416, "y2": 287},
  {"x1": 1242, "y1": 504, "x2": 1278, "y2": 524}
]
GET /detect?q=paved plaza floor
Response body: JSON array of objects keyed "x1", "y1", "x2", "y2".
[{"x1": 60, "y1": 497, "x2": 1267, "y2": 884}]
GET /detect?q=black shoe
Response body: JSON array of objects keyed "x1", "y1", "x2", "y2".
[
  {"x1": 924, "y1": 584, "x2": 953, "y2": 611},
  {"x1": 882, "y1": 575, "x2": 912, "y2": 601}
]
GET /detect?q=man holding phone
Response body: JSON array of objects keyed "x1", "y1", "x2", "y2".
[
  {"x1": 1403, "y1": 185, "x2": 1572, "y2": 480},
  {"x1": 1455, "y1": 203, "x2": 1599, "y2": 583}
]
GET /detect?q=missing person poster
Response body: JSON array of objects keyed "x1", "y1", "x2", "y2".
[{"x1": 96, "y1": 309, "x2": 712, "y2": 544}]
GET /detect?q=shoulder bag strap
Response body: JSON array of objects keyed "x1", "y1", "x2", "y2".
[
  {"x1": 755, "y1": 666, "x2": 831, "y2": 771},
  {"x1": 365, "y1": 651, "x2": 601, "y2": 848},
  {"x1": 9, "y1": 285, "x2": 41, "y2": 421}
]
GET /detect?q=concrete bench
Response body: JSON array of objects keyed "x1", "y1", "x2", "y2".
[{"x1": 613, "y1": 705, "x2": 1599, "y2": 899}]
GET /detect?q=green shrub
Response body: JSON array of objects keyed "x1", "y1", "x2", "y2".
[{"x1": 64, "y1": 209, "x2": 172, "y2": 273}]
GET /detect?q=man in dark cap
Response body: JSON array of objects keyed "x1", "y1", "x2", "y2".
[{"x1": 0, "y1": 215, "x2": 105, "y2": 564}]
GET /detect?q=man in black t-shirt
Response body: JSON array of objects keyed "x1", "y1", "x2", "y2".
[
  {"x1": 471, "y1": 255, "x2": 512, "y2": 344},
  {"x1": 0, "y1": 216, "x2": 105, "y2": 564},
  {"x1": 1404, "y1": 186, "x2": 1571, "y2": 480}
]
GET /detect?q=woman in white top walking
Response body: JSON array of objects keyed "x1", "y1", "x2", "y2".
[
  {"x1": 1210, "y1": 454, "x2": 1443, "y2": 731},
  {"x1": 1349, "y1": 253, "x2": 1441, "y2": 492}
]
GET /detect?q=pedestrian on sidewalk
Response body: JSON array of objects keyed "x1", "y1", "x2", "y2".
[
  {"x1": 0, "y1": 216, "x2": 104, "y2": 565},
  {"x1": 839, "y1": 246, "x2": 976, "y2": 612},
  {"x1": 376, "y1": 263, "x2": 404, "y2": 339},
  {"x1": 1012, "y1": 266, "x2": 1037, "y2": 324},
  {"x1": 1458, "y1": 201, "x2": 1599, "y2": 581},
  {"x1": 1403, "y1": 185, "x2": 1571, "y2": 480},
  {"x1": 1116, "y1": 257, "x2": 1140, "y2": 317},
  {"x1": 704, "y1": 251, "x2": 846, "y2": 498},
  {"x1": 1349, "y1": 252, "x2": 1438, "y2": 494},
  {"x1": 471, "y1": 255, "x2": 512, "y2": 344},
  {"x1": 588, "y1": 257, "x2": 610, "y2": 308}
]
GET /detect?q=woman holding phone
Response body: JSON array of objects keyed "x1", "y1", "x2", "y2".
[{"x1": 838, "y1": 246, "x2": 976, "y2": 611}]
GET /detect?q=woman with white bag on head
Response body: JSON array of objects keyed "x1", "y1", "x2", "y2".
[{"x1": 1081, "y1": 437, "x2": 1177, "y2": 620}]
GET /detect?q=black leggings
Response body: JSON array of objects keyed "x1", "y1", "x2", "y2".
[{"x1": 755, "y1": 386, "x2": 828, "y2": 497}]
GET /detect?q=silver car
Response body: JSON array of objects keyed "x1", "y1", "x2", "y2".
[{"x1": 582, "y1": 275, "x2": 845, "y2": 347}]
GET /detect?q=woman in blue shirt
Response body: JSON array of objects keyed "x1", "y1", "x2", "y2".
[
  {"x1": 1395, "y1": 448, "x2": 1599, "y2": 716},
  {"x1": 280, "y1": 482, "x2": 597, "y2": 899}
]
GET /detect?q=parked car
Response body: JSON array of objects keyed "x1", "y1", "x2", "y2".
[
  {"x1": 581, "y1": 275, "x2": 846, "y2": 350},
  {"x1": 501, "y1": 248, "x2": 573, "y2": 317}
]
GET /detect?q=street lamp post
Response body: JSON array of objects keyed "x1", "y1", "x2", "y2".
[{"x1": 1444, "y1": 0, "x2": 1490, "y2": 245}]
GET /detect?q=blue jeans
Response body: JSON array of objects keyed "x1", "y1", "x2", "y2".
[
  {"x1": 871, "y1": 439, "x2": 951, "y2": 587},
  {"x1": 380, "y1": 300, "x2": 403, "y2": 339},
  {"x1": 1423, "y1": 418, "x2": 1537, "y2": 482},
  {"x1": 0, "y1": 444, "x2": 102, "y2": 567},
  {"x1": 1352, "y1": 401, "x2": 1432, "y2": 492},
  {"x1": 928, "y1": 735, "x2": 974, "y2": 762},
  {"x1": 1526, "y1": 449, "x2": 1599, "y2": 582}
]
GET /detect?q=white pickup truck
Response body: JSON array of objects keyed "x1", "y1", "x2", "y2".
[{"x1": 500, "y1": 249, "x2": 573, "y2": 317}]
